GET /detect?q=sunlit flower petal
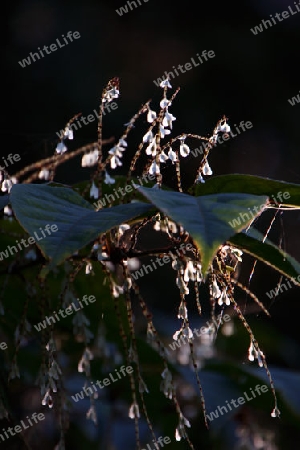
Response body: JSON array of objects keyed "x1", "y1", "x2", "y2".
[
  {"x1": 159, "y1": 79, "x2": 172, "y2": 89},
  {"x1": 104, "y1": 171, "x2": 115, "y2": 184}
]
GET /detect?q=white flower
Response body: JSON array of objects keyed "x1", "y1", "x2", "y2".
[
  {"x1": 111, "y1": 155, "x2": 122, "y2": 169},
  {"x1": 175, "y1": 428, "x2": 182, "y2": 442},
  {"x1": 218, "y1": 121, "x2": 230, "y2": 133},
  {"x1": 271, "y1": 407, "x2": 281, "y2": 418},
  {"x1": 203, "y1": 161, "x2": 213, "y2": 175},
  {"x1": 55, "y1": 142, "x2": 67, "y2": 155},
  {"x1": 177, "y1": 301, "x2": 188, "y2": 319},
  {"x1": 103, "y1": 87, "x2": 119, "y2": 103},
  {"x1": 118, "y1": 138, "x2": 127, "y2": 147},
  {"x1": 149, "y1": 161, "x2": 160, "y2": 175},
  {"x1": 159, "y1": 79, "x2": 172, "y2": 89},
  {"x1": 173, "y1": 330, "x2": 182, "y2": 341},
  {"x1": 211, "y1": 279, "x2": 221, "y2": 299},
  {"x1": 162, "y1": 110, "x2": 176, "y2": 129},
  {"x1": 109, "y1": 144, "x2": 125, "y2": 157},
  {"x1": 104, "y1": 171, "x2": 115, "y2": 184},
  {"x1": 159, "y1": 124, "x2": 171, "y2": 139},
  {"x1": 145, "y1": 140, "x2": 157, "y2": 156},
  {"x1": 147, "y1": 109, "x2": 157, "y2": 123},
  {"x1": 184, "y1": 260, "x2": 197, "y2": 282},
  {"x1": 247, "y1": 341, "x2": 264, "y2": 367},
  {"x1": 143, "y1": 130, "x2": 154, "y2": 143},
  {"x1": 231, "y1": 247, "x2": 243, "y2": 262},
  {"x1": 81, "y1": 149, "x2": 99, "y2": 167},
  {"x1": 64, "y1": 127, "x2": 73, "y2": 140},
  {"x1": 1, "y1": 179, "x2": 13, "y2": 193},
  {"x1": 218, "y1": 289, "x2": 230, "y2": 306},
  {"x1": 196, "y1": 173, "x2": 205, "y2": 183},
  {"x1": 128, "y1": 402, "x2": 140, "y2": 419},
  {"x1": 168, "y1": 148, "x2": 177, "y2": 162},
  {"x1": 85, "y1": 262, "x2": 93, "y2": 275},
  {"x1": 127, "y1": 257, "x2": 140, "y2": 271},
  {"x1": 118, "y1": 223, "x2": 130, "y2": 235},
  {"x1": 179, "y1": 142, "x2": 190, "y2": 157},
  {"x1": 182, "y1": 327, "x2": 193, "y2": 339},
  {"x1": 160, "y1": 98, "x2": 171, "y2": 109},
  {"x1": 108, "y1": 146, "x2": 124, "y2": 169},
  {"x1": 25, "y1": 249, "x2": 37, "y2": 261},
  {"x1": 38, "y1": 169, "x2": 50, "y2": 180},
  {"x1": 4, "y1": 205, "x2": 12, "y2": 216},
  {"x1": 90, "y1": 182, "x2": 99, "y2": 199},
  {"x1": 159, "y1": 151, "x2": 168, "y2": 163}
]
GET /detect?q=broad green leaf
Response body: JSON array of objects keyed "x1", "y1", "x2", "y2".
[
  {"x1": 9, "y1": 184, "x2": 153, "y2": 267},
  {"x1": 137, "y1": 186, "x2": 268, "y2": 276},
  {"x1": 229, "y1": 228, "x2": 300, "y2": 283},
  {"x1": 194, "y1": 174, "x2": 300, "y2": 207},
  {"x1": 0, "y1": 195, "x2": 9, "y2": 211}
]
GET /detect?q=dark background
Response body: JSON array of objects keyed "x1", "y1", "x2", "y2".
[{"x1": 2, "y1": 0, "x2": 300, "y2": 449}]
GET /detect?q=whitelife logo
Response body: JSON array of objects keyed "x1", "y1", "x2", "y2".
[
  {"x1": 0, "y1": 224, "x2": 58, "y2": 261},
  {"x1": 228, "y1": 191, "x2": 290, "y2": 229},
  {"x1": 18, "y1": 31, "x2": 81, "y2": 68},
  {"x1": 0, "y1": 153, "x2": 21, "y2": 170},
  {"x1": 206, "y1": 384, "x2": 269, "y2": 422},
  {"x1": 72, "y1": 365, "x2": 133, "y2": 402},
  {"x1": 250, "y1": 2, "x2": 300, "y2": 35},
  {"x1": 288, "y1": 90, "x2": 300, "y2": 106},
  {"x1": 153, "y1": 50, "x2": 215, "y2": 87},
  {"x1": 0, "y1": 412, "x2": 45, "y2": 443},
  {"x1": 190, "y1": 120, "x2": 253, "y2": 158},
  {"x1": 34, "y1": 295, "x2": 96, "y2": 332},
  {"x1": 116, "y1": 0, "x2": 150, "y2": 16}
]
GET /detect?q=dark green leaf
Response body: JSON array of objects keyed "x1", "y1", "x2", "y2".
[
  {"x1": 138, "y1": 186, "x2": 268, "y2": 276},
  {"x1": 194, "y1": 174, "x2": 300, "y2": 206},
  {"x1": 10, "y1": 184, "x2": 153, "y2": 267},
  {"x1": 229, "y1": 228, "x2": 300, "y2": 282}
]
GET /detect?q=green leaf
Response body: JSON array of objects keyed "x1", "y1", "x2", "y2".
[
  {"x1": 0, "y1": 195, "x2": 9, "y2": 211},
  {"x1": 9, "y1": 184, "x2": 153, "y2": 267},
  {"x1": 194, "y1": 174, "x2": 300, "y2": 206},
  {"x1": 137, "y1": 186, "x2": 268, "y2": 276},
  {"x1": 229, "y1": 228, "x2": 300, "y2": 282}
]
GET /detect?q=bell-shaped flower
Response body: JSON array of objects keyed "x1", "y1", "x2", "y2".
[
  {"x1": 211, "y1": 279, "x2": 221, "y2": 299},
  {"x1": 218, "y1": 121, "x2": 230, "y2": 133},
  {"x1": 159, "y1": 78, "x2": 172, "y2": 89},
  {"x1": 162, "y1": 110, "x2": 176, "y2": 129},
  {"x1": 89, "y1": 182, "x2": 99, "y2": 199},
  {"x1": 143, "y1": 130, "x2": 154, "y2": 143},
  {"x1": 203, "y1": 161, "x2": 213, "y2": 175},
  {"x1": 147, "y1": 108, "x2": 157, "y2": 123},
  {"x1": 159, "y1": 124, "x2": 171, "y2": 139},
  {"x1": 110, "y1": 155, "x2": 122, "y2": 169},
  {"x1": 55, "y1": 142, "x2": 67, "y2": 155},
  {"x1": 118, "y1": 138, "x2": 127, "y2": 147},
  {"x1": 160, "y1": 97, "x2": 171, "y2": 109},
  {"x1": 103, "y1": 87, "x2": 119, "y2": 103},
  {"x1": 38, "y1": 168, "x2": 50, "y2": 180},
  {"x1": 149, "y1": 160, "x2": 160, "y2": 175},
  {"x1": 145, "y1": 140, "x2": 157, "y2": 156},
  {"x1": 63, "y1": 126, "x2": 73, "y2": 140},
  {"x1": 104, "y1": 171, "x2": 115, "y2": 184},
  {"x1": 196, "y1": 173, "x2": 205, "y2": 183},
  {"x1": 168, "y1": 147, "x2": 177, "y2": 163},
  {"x1": 159, "y1": 151, "x2": 168, "y2": 163},
  {"x1": 179, "y1": 142, "x2": 190, "y2": 157},
  {"x1": 81, "y1": 149, "x2": 99, "y2": 167}
]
